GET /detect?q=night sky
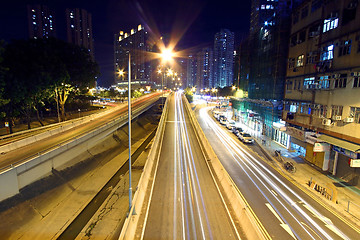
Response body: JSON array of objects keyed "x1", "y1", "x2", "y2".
[{"x1": 0, "y1": 0, "x2": 251, "y2": 87}]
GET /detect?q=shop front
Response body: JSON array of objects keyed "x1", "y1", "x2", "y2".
[
  {"x1": 273, "y1": 121, "x2": 289, "y2": 148},
  {"x1": 286, "y1": 126, "x2": 306, "y2": 157},
  {"x1": 318, "y1": 135, "x2": 360, "y2": 186}
]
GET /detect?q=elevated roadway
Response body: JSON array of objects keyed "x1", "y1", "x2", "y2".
[{"x1": 133, "y1": 93, "x2": 241, "y2": 239}]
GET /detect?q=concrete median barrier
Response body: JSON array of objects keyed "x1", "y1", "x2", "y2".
[{"x1": 183, "y1": 97, "x2": 268, "y2": 240}]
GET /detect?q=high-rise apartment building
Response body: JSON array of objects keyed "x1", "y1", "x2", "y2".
[
  {"x1": 231, "y1": 0, "x2": 300, "y2": 143},
  {"x1": 213, "y1": 29, "x2": 235, "y2": 88},
  {"x1": 196, "y1": 47, "x2": 214, "y2": 90},
  {"x1": 186, "y1": 54, "x2": 197, "y2": 88},
  {"x1": 283, "y1": 0, "x2": 360, "y2": 186},
  {"x1": 27, "y1": 4, "x2": 56, "y2": 39},
  {"x1": 114, "y1": 25, "x2": 150, "y2": 85},
  {"x1": 65, "y1": 8, "x2": 94, "y2": 59}
]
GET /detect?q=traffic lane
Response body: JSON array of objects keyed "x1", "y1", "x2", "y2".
[
  {"x1": 0, "y1": 94, "x2": 159, "y2": 169},
  {"x1": 177, "y1": 95, "x2": 238, "y2": 239},
  {"x1": 199, "y1": 115, "x2": 293, "y2": 239},
  {"x1": 143, "y1": 94, "x2": 239, "y2": 239},
  {"x1": 197, "y1": 107, "x2": 360, "y2": 239},
  {"x1": 143, "y1": 95, "x2": 178, "y2": 239},
  {"x1": 215, "y1": 122, "x2": 360, "y2": 239}
]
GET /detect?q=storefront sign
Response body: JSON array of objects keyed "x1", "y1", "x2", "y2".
[
  {"x1": 286, "y1": 126, "x2": 305, "y2": 141},
  {"x1": 350, "y1": 159, "x2": 360, "y2": 167},
  {"x1": 313, "y1": 142, "x2": 330, "y2": 152}
]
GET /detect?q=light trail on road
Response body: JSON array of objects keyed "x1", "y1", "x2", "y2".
[
  {"x1": 141, "y1": 94, "x2": 239, "y2": 240},
  {"x1": 199, "y1": 106, "x2": 352, "y2": 240},
  {"x1": 175, "y1": 92, "x2": 211, "y2": 239}
]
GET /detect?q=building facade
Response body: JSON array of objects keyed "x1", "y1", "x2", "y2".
[
  {"x1": 231, "y1": 0, "x2": 298, "y2": 145},
  {"x1": 283, "y1": 0, "x2": 360, "y2": 185},
  {"x1": 196, "y1": 47, "x2": 214, "y2": 90},
  {"x1": 27, "y1": 4, "x2": 56, "y2": 39},
  {"x1": 213, "y1": 29, "x2": 235, "y2": 88},
  {"x1": 65, "y1": 8, "x2": 94, "y2": 59},
  {"x1": 114, "y1": 25, "x2": 151, "y2": 86},
  {"x1": 186, "y1": 54, "x2": 197, "y2": 88}
]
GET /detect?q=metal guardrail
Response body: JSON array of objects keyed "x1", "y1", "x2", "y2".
[{"x1": 347, "y1": 200, "x2": 360, "y2": 216}]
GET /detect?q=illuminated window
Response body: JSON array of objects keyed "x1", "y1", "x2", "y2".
[
  {"x1": 304, "y1": 77, "x2": 315, "y2": 89},
  {"x1": 321, "y1": 45, "x2": 334, "y2": 61},
  {"x1": 323, "y1": 17, "x2": 338, "y2": 32},
  {"x1": 296, "y1": 54, "x2": 304, "y2": 67}
]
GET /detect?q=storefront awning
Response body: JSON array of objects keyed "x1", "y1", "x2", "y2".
[{"x1": 318, "y1": 135, "x2": 360, "y2": 153}]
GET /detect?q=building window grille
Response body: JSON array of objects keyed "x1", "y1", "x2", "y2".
[
  {"x1": 304, "y1": 77, "x2": 316, "y2": 89},
  {"x1": 314, "y1": 104, "x2": 328, "y2": 118},
  {"x1": 321, "y1": 44, "x2": 334, "y2": 61},
  {"x1": 323, "y1": 17, "x2": 338, "y2": 33},
  {"x1": 334, "y1": 74, "x2": 347, "y2": 89},
  {"x1": 331, "y1": 105, "x2": 343, "y2": 118},
  {"x1": 300, "y1": 103, "x2": 311, "y2": 114},
  {"x1": 353, "y1": 77, "x2": 360, "y2": 88},
  {"x1": 288, "y1": 58, "x2": 295, "y2": 69},
  {"x1": 350, "y1": 107, "x2": 360, "y2": 123},
  {"x1": 286, "y1": 80, "x2": 293, "y2": 90},
  {"x1": 338, "y1": 40, "x2": 352, "y2": 57}
]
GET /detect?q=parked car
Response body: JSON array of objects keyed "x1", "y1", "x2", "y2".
[
  {"x1": 219, "y1": 116, "x2": 227, "y2": 125},
  {"x1": 213, "y1": 111, "x2": 220, "y2": 120},
  {"x1": 226, "y1": 120, "x2": 236, "y2": 130},
  {"x1": 238, "y1": 132, "x2": 254, "y2": 144},
  {"x1": 232, "y1": 126, "x2": 243, "y2": 136}
]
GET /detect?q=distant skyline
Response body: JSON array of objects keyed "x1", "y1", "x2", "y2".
[{"x1": 0, "y1": 0, "x2": 251, "y2": 87}]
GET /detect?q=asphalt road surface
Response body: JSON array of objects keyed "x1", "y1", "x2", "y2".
[
  {"x1": 141, "y1": 93, "x2": 240, "y2": 239},
  {"x1": 197, "y1": 105, "x2": 360, "y2": 240}
]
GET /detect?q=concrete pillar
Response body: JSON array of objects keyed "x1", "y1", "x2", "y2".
[{"x1": 332, "y1": 151, "x2": 339, "y2": 176}]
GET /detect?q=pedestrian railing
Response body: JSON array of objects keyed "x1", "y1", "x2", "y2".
[{"x1": 346, "y1": 200, "x2": 360, "y2": 216}]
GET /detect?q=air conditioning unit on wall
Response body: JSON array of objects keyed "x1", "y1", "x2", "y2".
[
  {"x1": 344, "y1": 117, "x2": 354, "y2": 123},
  {"x1": 322, "y1": 118, "x2": 332, "y2": 126},
  {"x1": 332, "y1": 115, "x2": 342, "y2": 121}
]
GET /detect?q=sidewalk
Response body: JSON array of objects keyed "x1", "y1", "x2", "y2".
[{"x1": 255, "y1": 133, "x2": 360, "y2": 229}]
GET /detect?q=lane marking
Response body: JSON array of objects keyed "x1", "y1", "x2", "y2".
[
  {"x1": 271, "y1": 190, "x2": 278, "y2": 196},
  {"x1": 265, "y1": 203, "x2": 284, "y2": 224},
  {"x1": 265, "y1": 203, "x2": 296, "y2": 240}
]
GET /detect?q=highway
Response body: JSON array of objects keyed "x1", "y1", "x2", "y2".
[
  {"x1": 197, "y1": 105, "x2": 360, "y2": 240},
  {"x1": 141, "y1": 93, "x2": 240, "y2": 239},
  {"x1": 0, "y1": 93, "x2": 161, "y2": 170}
]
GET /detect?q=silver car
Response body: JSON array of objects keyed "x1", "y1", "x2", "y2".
[{"x1": 238, "y1": 132, "x2": 254, "y2": 144}]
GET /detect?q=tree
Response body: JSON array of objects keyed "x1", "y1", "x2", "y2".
[
  {"x1": 2, "y1": 38, "x2": 99, "y2": 130},
  {"x1": 0, "y1": 40, "x2": 9, "y2": 114},
  {"x1": 50, "y1": 39, "x2": 99, "y2": 121},
  {"x1": 184, "y1": 87, "x2": 194, "y2": 103},
  {"x1": 2, "y1": 39, "x2": 69, "y2": 130}
]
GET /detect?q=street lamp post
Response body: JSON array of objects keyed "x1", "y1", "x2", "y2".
[{"x1": 127, "y1": 53, "x2": 132, "y2": 213}]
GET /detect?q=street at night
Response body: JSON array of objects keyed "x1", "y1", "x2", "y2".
[{"x1": 1, "y1": 0, "x2": 360, "y2": 239}]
